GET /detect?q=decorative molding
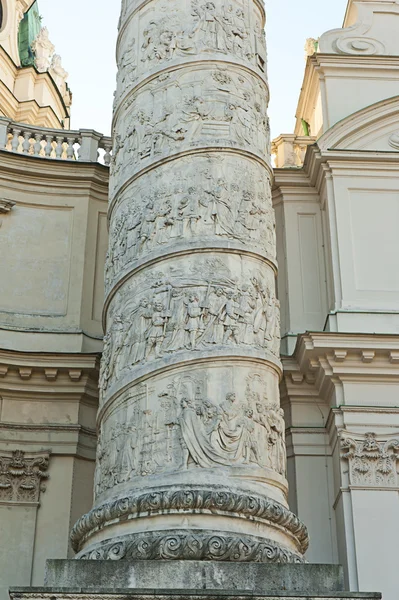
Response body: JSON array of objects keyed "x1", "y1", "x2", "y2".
[
  {"x1": 0, "y1": 349, "x2": 99, "y2": 387},
  {"x1": 0, "y1": 198, "x2": 15, "y2": 214},
  {"x1": 0, "y1": 450, "x2": 50, "y2": 503},
  {"x1": 282, "y1": 333, "x2": 399, "y2": 401},
  {"x1": 70, "y1": 486, "x2": 309, "y2": 554},
  {"x1": 340, "y1": 432, "x2": 399, "y2": 488},
  {"x1": 0, "y1": 198, "x2": 15, "y2": 229},
  {"x1": 388, "y1": 132, "x2": 399, "y2": 150},
  {"x1": 314, "y1": 93, "x2": 399, "y2": 153},
  {"x1": 318, "y1": 1, "x2": 399, "y2": 56},
  {"x1": 76, "y1": 530, "x2": 305, "y2": 563}
]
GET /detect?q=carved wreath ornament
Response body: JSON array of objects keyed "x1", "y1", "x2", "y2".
[
  {"x1": 0, "y1": 450, "x2": 50, "y2": 502},
  {"x1": 70, "y1": 486, "x2": 309, "y2": 554},
  {"x1": 340, "y1": 432, "x2": 399, "y2": 487}
]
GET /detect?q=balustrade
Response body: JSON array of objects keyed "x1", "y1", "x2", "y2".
[{"x1": 0, "y1": 117, "x2": 112, "y2": 165}]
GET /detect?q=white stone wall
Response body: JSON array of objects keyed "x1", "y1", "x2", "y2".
[{"x1": 273, "y1": 2, "x2": 399, "y2": 598}]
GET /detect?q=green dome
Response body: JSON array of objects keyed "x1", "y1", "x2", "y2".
[{"x1": 18, "y1": 1, "x2": 42, "y2": 67}]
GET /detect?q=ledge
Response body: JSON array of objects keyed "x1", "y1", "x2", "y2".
[{"x1": 43, "y1": 561, "x2": 345, "y2": 593}]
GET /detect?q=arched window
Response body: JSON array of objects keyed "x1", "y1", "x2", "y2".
[{"x1": 0, "y1": 1, "x2": 3, "y2": 31}]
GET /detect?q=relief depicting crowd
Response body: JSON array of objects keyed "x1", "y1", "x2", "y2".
[
  {"x1": 100, "y1": 274, "x2": 281, "y2": 394},
  {"x1": 95, "y1": 374, "x2": 286, "y2": 496},
  {"x1": 105, "y1": 169, "x2": 276, "y2": 290}
]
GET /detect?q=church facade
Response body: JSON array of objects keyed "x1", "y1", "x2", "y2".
[{"x1": 0, "y1": 1, "x2": 397, "y2": 599}]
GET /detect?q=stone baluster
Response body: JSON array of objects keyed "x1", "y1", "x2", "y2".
[
  {"x1": 11, "y1": 129, "x2": 21, "y2": 153},
  {"x1": 103, "y1": 141, "x2": 112, "y2": 166},
  {"x1": 22, "y1": 131, "x2": 31, "y2": 154},
  {"x1": 66, "y1": 137, "x2": 75, "y2": 160},
  {"x1": 55, "y1": 136, "x2": 64, "y2": 159},
  {"x1": 71, "y1": 0, "x2": 308, "y2": 564},
  {"x1": 33, "y1": 133, "x2": 43, "y2": 156},
  {"x1": 44, "y1": 135, "x2": 53, "y2": 157}
]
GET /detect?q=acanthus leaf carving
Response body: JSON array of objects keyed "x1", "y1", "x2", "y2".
[
  {"x1": 340, "y1": 431, "x2": 399, "y2": 488},
  {"x1": 0, "y1": 450, "x2": 50, "y2": 503}
]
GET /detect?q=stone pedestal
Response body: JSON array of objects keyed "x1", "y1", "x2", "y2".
[{"x1": 10, "y1": 561, "x2": 381, "y2": 600}]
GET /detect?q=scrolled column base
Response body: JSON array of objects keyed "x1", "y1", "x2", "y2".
[
  {"x1": 76, "y1": 530, "x2": 306, "y2": 564},
  {"x1": 70, "y1": 486, "x2": 309, "y2": 557}
]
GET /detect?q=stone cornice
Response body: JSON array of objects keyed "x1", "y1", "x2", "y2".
[
  {"x1": 273, "y1": 143, "x2": 399, "y2": 209},
  {"x1": 0, "y1": 421, "x2": 96, "y2": 434},
  {"x1": 0, "y1": 348, "x2": 100, "y2": 402},
  {"x1": 0, "y1": 423, "x2": 97, "y2": 460},
  {"x1": 0, "y1": 149, "x2": 110, "y2": 193},
  {"x1": 0, "y1": 347, "x2": 100, "y2": 370},
  {"x1": 312, "y1": 52, "x2": 399, "y2": 71},
  {"x1": 281, "y1": 332, "x2": 399, "y2": 403}
]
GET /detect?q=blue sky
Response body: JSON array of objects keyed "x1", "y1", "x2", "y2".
[{"x1": 38, "y1": 0, "x2": 348, "y2": 137}]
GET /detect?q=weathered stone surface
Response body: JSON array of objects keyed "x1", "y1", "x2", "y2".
[
  {"x1": 44, "y1": 560, "x2": 345, "y2": 593},
  {"x1": 10, "y1": 589, "x2": 382, "y2": 600},
  {"x1": 71, "y1": 0, "x2": 307, "y2": 562}
]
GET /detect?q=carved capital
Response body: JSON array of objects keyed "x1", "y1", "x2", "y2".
[
  {"x1": 0, "y1": 450, "x2": 50, "y2": 503},
  {"x1": 340, "y1": 431, "x2": 399, "y2": 488}
]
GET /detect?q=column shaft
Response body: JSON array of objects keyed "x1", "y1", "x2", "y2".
[{"x1": 71, "y1": 0, "x2": 308, "y2": 563}]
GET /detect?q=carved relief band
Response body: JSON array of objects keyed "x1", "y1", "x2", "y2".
[{"x1": 71, "y1": 0, "x2": 308, "y2": 562}]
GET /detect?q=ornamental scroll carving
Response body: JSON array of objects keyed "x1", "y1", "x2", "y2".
[
  {"x1": 341, "y1": 432, "x2": 399, "y2": 488},
  {"x1": 0, "y1": 450, "x2": 50, "y2": 502},
  {"x1": 77, "y1": 531, "x2": 305, "y2": 563},
  {"x1": 318, "y1": 1, "x2": 399, "y2": 56},
  {"x1": 101, "y1": 259, "x2": 280, "y2": 394},
  {"x1": 95, "y1": 372, "x2": 285, "y2": 495}
]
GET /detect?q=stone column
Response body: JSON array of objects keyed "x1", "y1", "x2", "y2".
[{"x1": 71, "y1": 0, "x2": 308, "y2": 562}]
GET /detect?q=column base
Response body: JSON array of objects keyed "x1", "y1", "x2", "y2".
[{"x1": 9, "y1": 560, "x2": 380, "y2": 600}]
